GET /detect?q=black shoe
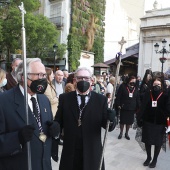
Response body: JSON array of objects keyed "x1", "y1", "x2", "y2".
[
  {"x1": 143, "y1": 157, "x2": 152, "y2": 166},
  {"x1": 149, "y1": 160, "x2": 157, "y2": 168},
  {"x1": 118, "y1": 133, "x2": 122, "y2": 139},
  {"x1": 125, "y1": 133, "x2": 130, "y2": 140},
  {"x1": 58, "y1": 140, "x2": 63, "y2": 145}
]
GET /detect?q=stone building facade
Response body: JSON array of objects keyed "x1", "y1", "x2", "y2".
[{"x1": 138, "y1": 6, "x2": 170, "y2": 77}]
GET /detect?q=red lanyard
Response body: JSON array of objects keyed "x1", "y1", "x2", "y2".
[
  {"x1": 127, "y1": 87, "x2": 135, "y2": 94},
  {"x1": 150, "y1": 91, "x2": 163, "y2": 101}
]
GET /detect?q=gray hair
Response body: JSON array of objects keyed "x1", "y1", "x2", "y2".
[
  {"x1": 55, "y1": 70, "x2": 63, "y2": 75},
  {"x1": 11, "y1": 58, "x2": 22, "y2": 66},
  {"x1": 74, "y1": 67, "x2": 92, "y2": 77},
  {"x1": 16, "y1": 58, "x2": 42, "y2": 84}
]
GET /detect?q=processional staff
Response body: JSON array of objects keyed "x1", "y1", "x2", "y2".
[
  {"x1": 110, "y1": 36, "x2": 127, "y2": 109},
  {"x1": 98, "y1": 37, "x2": 126, "y2": 170},
  {"x1": 18, "y1": 2, "x2": 32, "y2": 170}
]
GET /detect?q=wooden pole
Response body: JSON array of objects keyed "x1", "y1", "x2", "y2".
[{"x1": 99, "y1": 37, "x2": 126, "y2": 170}]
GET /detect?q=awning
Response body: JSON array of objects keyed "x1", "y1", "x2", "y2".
[
  {"x1": 104, "y1": 43, "x2": 139, "y2": 65},
  {"x1": 91, "y1": 62, "x2": 109, "y2": 68}
]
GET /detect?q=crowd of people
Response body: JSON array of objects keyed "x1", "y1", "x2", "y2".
[{"x1": 0, "y1": 58, "x2": 170, "y2": 170}]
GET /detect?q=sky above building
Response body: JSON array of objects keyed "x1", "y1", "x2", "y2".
[{"x1": 104, "y1": 0, "x2": 170, "y2": 62}]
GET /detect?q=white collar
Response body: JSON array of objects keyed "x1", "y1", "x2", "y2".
[
  {"x1": 76, "y1": 90, "x2": 89, "y2": 96},
  {"x1": 19, "y1": 84, "x2": 37, "y2": 101}
]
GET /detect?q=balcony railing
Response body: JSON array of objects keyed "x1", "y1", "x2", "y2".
[{"x1": 49, "y1": 16, "x2": 64, "y2": 29}]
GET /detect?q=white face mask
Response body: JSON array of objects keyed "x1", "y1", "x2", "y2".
[{"x1": 0, "y1": 78, "x2": 7, "y2": 87}]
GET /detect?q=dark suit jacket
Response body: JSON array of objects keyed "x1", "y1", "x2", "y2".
[
  {"x1": 55, "y1": 91, "x2": 114, "y2": 170},
  {"x1": 5, "y1": 72, "x2": 17, "y2": 90},
  {"x1": 0, "y1": 85, "x2": 53, "y2": 170}
]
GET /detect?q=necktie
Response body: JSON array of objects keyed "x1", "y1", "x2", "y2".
[
  {"x1": 31, "y1": 97, "x2": 38, "y2": 117},
  {"x1": 79, "y1": 94, "x2": 86, "y2": 109}
]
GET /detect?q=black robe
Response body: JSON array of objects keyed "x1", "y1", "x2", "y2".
[
  {"x1": 137, "y1": 90, "x2": 170, "y2": 146},
  {"x1": 137, "y1": 90, "x2": 170, "y2": 125},
  {"x1": 55, "y1": 91, "x2": 114, "y2": 170},
  {"x1": 116, "y1": 83, "x2": 141, "y2": 111}
]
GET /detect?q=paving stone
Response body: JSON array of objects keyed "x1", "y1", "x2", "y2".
[{"x1": 52, "y1": 127, "x2": 170, "y2": 170}]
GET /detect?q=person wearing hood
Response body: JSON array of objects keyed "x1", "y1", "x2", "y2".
[
  {"x1": 137, "y1": 76, "x2": 170, "y2": 168},
  {"x1": 55, "y1": 67, "x2": 116, "y2": 170},
  {"x1": 116, "y1": 75, "x2": 141, "y2": 140},
  {"x1": 139, "y1": 69, "x2": 153, "y2": 102}
]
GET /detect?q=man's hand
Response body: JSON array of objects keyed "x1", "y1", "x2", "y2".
[
  {"x1": 46, "y1": 121, "x2": 60, "y2": 138},
  {"x1": 18, "y1": 125, "x2": 35, "y2": 145}
]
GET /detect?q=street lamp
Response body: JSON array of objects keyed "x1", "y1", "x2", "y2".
[
  {"x1": 154, "y1": 39, "x2": 170, "y2": 73},
  {"x1": 67, "y1": 47, "x2": 72, "y2": 72},
  {"x1": 53, "y1": 44, "x2": 57, "y2": 72}
]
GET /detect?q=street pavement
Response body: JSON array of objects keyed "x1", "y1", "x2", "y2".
[{"x1": 52, "y1": 126, "x2": 170, "y2": 170}]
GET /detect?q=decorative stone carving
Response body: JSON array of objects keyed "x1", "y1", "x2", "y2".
[
  {"x1": 85, "y1": 14, "x2": 98, "y2": 51},
  {"x1": 153, "y1": 0, "x2": 158, "y2": 10}
]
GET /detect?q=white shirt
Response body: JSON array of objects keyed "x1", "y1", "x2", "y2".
[
  {"x1": 19, "y1": 84, "x2": 38, "y2": 112},
  {"x1": 76, "y1": 90, "x2": 90, "y2": 105},
  {"x1": 106, "y1": 83, "x2": 113, "y2": 94},
  {"x1": 55, "y1": 81, "x2": 63, "y2": 97}
]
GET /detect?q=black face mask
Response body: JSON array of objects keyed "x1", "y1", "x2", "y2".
[
  {"x1": 153, "y1": 85, "x2": 161, "y2": 92},
  {"x1": 28, "y1": 78, "x2": 47, "y2": 94},
  {"x1": 129, "y1": 82, "x2": 136, "y2": 87},
  {"x1": 77, "y1": 81, "x2": 90, "y2": 93}
]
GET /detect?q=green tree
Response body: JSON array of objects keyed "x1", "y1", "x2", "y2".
[
  {"x1": 25, "y1": 13, "x2": 60, "y2": 58},
  {"x1": 11, "y1": 0, "x2": 40, "y2": 12},
  {"x1": 0, "y1": 21, "x2": 4, "y2": 44},
  {"x1": 92, "y1": 37, "x2": 104, "y2": 64},
  {"x1": 68, "y1": 34, "x2": 81, "y2": 71},
  {"x1": 68, "y1": 0, "x2": 106, "y2": 70},
  {"x1": 0, "y1": 0, "x2": 66, "y2": 68}
]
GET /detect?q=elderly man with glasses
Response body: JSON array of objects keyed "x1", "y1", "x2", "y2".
[
  {"x1": 55, "y1": 67, "x2": 115, "y2": 170},
  {"x1": 0, "y1": 58, "x2": 60, "y2": 170}
]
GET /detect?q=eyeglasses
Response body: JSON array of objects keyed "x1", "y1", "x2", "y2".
[
  {"x1": 76, "y1": 76, "x2": 91, "y2": 81},
  {"x1": 28, "y1": 73, "x2": 47, "y2": 79}
]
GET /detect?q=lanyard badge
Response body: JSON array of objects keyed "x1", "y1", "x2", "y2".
[
  {"x1": 127, "y1": 87, "x2": 135, "y2": 98},
  {"x1": 152, "y1": 101, "x2": 157, "y2": 107},
  {"x1": 150, "y1": 92, "x2": 163, "y2": 108},
  {"x1": 129, "y1": 93, "x2": 133, "y2": 98}
]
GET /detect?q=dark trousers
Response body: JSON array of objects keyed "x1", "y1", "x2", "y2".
[{"x1": 73, "y1": 149, "x2": 83, "y2": 170}]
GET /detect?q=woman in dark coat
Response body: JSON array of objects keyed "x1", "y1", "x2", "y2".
[
  {"x1": 116, "y1": 75, "x2": 140, "y2": 140},
  {"x1": 137, "y1": 77, "x2": 170, "y2": 168},
  {"x1": 140, "y1": 69, "x2": 153, "y2": 102}
]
